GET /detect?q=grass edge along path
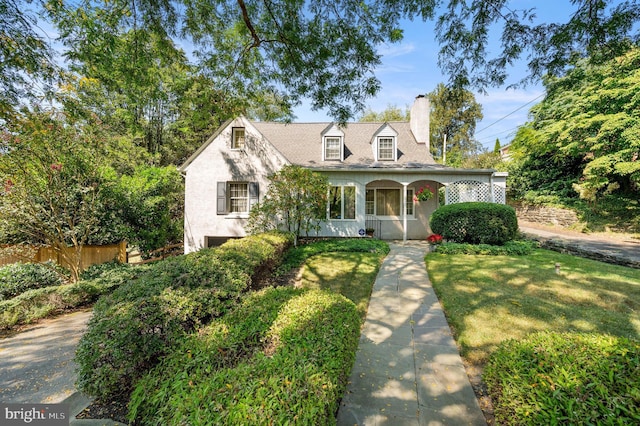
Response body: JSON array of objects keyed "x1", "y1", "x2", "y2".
[{"x1": 425, "y1": 248, "x2": 640, "y2": 425}]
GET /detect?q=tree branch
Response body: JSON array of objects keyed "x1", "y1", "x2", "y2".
[{"x1": 237, "y1": 0, "x2": 262, "y2": 48}]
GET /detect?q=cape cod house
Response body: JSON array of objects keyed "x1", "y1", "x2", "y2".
[{"x1": 180, "y1": 96, "x2": 507, "y2": 253}]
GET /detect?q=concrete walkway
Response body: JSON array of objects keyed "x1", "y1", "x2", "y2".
[{"x1": 337, "y1": 242, "x2": 486, "y2": 426}]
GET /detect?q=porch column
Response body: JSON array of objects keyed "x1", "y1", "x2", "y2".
[{"x1": 402, "y1": 182, "x2": 408, "y2": 243}]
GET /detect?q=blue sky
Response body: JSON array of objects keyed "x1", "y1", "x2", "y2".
[{"x1": 295, "y1": 1, "x2": 577, "y2": 150}]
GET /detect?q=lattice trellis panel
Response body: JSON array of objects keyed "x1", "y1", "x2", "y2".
[
  {"x1": 446, "y1": 180, "x2": 505, "y2": 204},
  {"x1": 493, "y1": 185, "x2": 506, "y2": 204}
]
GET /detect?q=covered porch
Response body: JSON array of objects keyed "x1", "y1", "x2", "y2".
[{"x1": 318, "y1": 168, "x2": 507, "y2": 242}]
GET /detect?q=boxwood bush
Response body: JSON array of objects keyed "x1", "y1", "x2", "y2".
[
  {"x1": 430, "y1": 202, "x2": 518, "y2": 245},
  {"x1": 484, "y1": 331, "x2": 640, "y2": 425},
  {"x1": 128, "y1": 287, "x2": 361, "y2": 425},
  {"x1": 75, "y1": 232, "x2": 292, "y2": 400},
  {"x1": 0, "y1": 262, "x2": 64, "y2": 300}
]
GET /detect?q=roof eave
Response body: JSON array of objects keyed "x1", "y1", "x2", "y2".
[{"x1": 305, "y1": 165, "x2": 502, "y2": 174}]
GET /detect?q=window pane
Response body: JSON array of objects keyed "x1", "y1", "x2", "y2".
[
  {"x1": 406, "y1": 189, "x2": 414, "y2": 215},
  {"x1": 230, "y1": 199, "x2": 247, "y2": 212},
  {"x1": 344, "y1": 186, "x2": 355, "y2": 219},
  {"x1": 325, "y1": 137, "x2": 341, "y2": 160},
  {"x1": 232, "y1": 128, "x2": 245, "y2": 149},
  {"x1": 229, "y1": 183, "x2": 248, "y2": 212},
  {"x1": 365, "y1": 189, "x2": 374, "y2": 215},
  {"x1": 329, "y1": 186, "x2": 342, "y2": 219},
  {"x1": 378, "y1": 137, "x2": 394, "y2": 160},
  {"x1": 376, "y1": 188, "x2": 400, "y2": 216}
]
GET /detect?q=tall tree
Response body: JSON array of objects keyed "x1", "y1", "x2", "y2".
[
  {"x1": 509, "y1": 47, "x2": 640, "y2": 205},
  {"x1": 428, "y1": 83, "x2": 483, "y2": 166},
  {"x1": 435, "y1": 0, "x2": 640, "y2": 89},
  {"x1": 3, "y1": 1, "x2": 640, "y2": 125}
]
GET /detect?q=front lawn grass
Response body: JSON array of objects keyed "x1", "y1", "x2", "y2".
[
  {"x1": 298, "y1": 252, "x2": 383, "y2": 318},
  {"x1": 425, "y1": 248, "x2": 640, "y2": 365}
]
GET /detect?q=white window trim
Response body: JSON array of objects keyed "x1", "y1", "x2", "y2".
[
  {"x1": 231, "y1": 127, "x2": 246, "y2": 150},
  {"x1": 376, "y1": 136, "x2": 396, "y2": 161},
  {"x1": 327, "y1": 185, "x2": 356, "y2": 220},
  {"x1": 228, "y1": 182, "x2": 250, "y2": 215},
  {"x1": 366, "y1": 187, "x2": 415, "y2": 219},
  {"x1": 323, "y1": 136, "x2": 343, "y2": 161}
]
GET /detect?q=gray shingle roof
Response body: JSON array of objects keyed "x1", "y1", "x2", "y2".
[{"x1": 251, "y1": 121, "x2": 437, "y2": 169}]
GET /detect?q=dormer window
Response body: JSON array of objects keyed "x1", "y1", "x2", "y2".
[
  {"x1": 324, "y1": 136, "x2": 342, "y2": 161},
  {"x1": 377, "y1": 137, "x2": 395, "y2": 161},
  {"x1": 232, "y1": 127, "x2": 245, "y2": 149}
]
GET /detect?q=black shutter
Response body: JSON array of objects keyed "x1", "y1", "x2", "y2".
[
  {"x1": 217, "y1": 182, "x2": 227, "y2": 214},
  {"x1": 249, "y1": 182, "x2": 259, "y2": 210}
]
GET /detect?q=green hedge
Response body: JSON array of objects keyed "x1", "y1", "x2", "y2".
[
  {"x1": 75, "y1": 232, "x2": 292, "y2": 400},
  {"x1": 128, "y1": 287, "x2": 361, "y2": 425},
  {"x1": 0, "y1": 262, "x2": 64, "y2": 300},
  {"x1": 433, "y1": 240, "x2": 537, "y2": 256},
  {"x1": 484, "y1": 332, "x2": 640, "y2": 425},
  {"x1": 430, "y1": 202, "x2": 518, "y2": 245},
  {"x1": 0, "y1": 262, "x2": 144, "y2": 330}
]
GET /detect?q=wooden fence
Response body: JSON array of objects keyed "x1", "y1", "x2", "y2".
[
  {"x1": 129, "y1": 243, "x2": 183, "y2": 265},
  {"x1": 0, "y1": 241, "x2": 127, "y2": 271}
]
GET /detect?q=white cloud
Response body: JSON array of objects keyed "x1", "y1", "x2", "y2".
[{"x1": 377, "y1": 42, "x2": 416, "y2": 58}]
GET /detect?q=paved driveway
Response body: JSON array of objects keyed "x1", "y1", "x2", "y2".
[{"x1": 0, "y1": 309, "x2": 92, "y2": 404}]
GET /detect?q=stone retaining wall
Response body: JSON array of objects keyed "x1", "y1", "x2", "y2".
[{"x1": 511, "y1": 202, "x2": 579, "y2": 227}]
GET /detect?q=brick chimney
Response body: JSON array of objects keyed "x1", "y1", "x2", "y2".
[{"x1": 410, "y1": 95, "x2": 430, "y2": 149}]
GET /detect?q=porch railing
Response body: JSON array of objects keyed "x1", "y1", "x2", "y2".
[{"x1": 365, "y1": 215, "x2": 382, "y2": 239}]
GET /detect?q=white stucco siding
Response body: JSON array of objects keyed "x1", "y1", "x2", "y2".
[{"x1": 182, "y1": 118, "x2": 289, "y2": 253}]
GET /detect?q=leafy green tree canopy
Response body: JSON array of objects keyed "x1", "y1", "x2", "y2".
[
  {"x1": 0, "y1": 111, "x2": 114, "y2": 282},
  {"x1": 0, "y1": 0, "x2": 59, "y2": 122},
  {"x1": 428, "y1": 83, "x2": 483, "y2": 166},
  {"x1": 510, "y1": 47, "x2": 640, "y2": 204},
  {"x1": 44, "y1": 0, "x2": 640, "y2": 123},
  {"x1": 359, "y1": 104, "x2": 410, "y2": 122},
  {"x1": 112, "y1": 166, "x2": 184, "y2": 255}
]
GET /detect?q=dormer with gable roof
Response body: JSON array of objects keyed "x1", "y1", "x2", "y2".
[
  {"x1": 321, "y1": 124, "x2": 345, "y2": 162},
  {"x1": 371, "y1": 123, "x2": 399, "y2": 162}
]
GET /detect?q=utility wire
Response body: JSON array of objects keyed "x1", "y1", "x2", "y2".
[
  {"x1": 475, "y1": 93, "x2": 545, "y2": 135},
  {"x1": 477, "y1": 125, "x2": 520, "y2": 145}
]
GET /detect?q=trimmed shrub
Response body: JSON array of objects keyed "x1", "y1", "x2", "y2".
[
  {"x1": 0, "y1": 262, "x2": 64, "y2": 300},
  {"x1": 484, "y1": 332, "x2": 640, "y2": 425},
  {"x1": 79, "y1": 260, "x2": 133, "y2": 281},
  {"x1": 433, "y1": 240, "x2": 537, "y2": 256},
  {"x1": 0, "y1": 263, "x2": 148, "y2": 330},
  {"x1": 75, "y1": 232, "x2": 292, "y2": 400},
  {"x1": 430, "y1": 202, "x2": 518, "y2": 245},
  {"x1": 128, "y1": 287, "x2": 361, "y2": 425}
]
